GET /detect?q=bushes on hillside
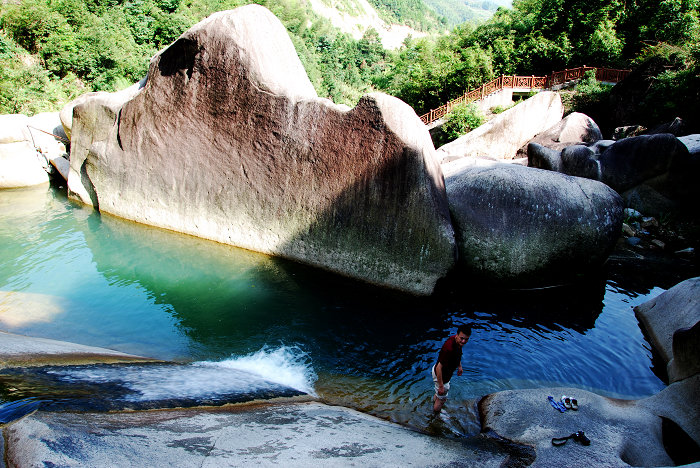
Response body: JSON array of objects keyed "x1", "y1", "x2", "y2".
[{"x1": 442, "y1": 102, "x2": 485, "y2": 139}]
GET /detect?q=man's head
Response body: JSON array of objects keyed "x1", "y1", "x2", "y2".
[{"x1": 455, "y1": 324, "x2": 471, "y2": 347}]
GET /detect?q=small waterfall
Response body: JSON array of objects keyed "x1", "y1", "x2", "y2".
[{"x1": 0, "y1": 345, "x2": 317, "y2": 413}]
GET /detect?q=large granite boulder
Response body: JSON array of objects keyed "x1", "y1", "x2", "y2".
[
  {"x1": 435, "y1": 91, "x2": 564, "y2": 163},
  {"x1": 516, "y1": 112, "x2": 602, "y2": 159},
  {"x1": 0, "y1": 114, "x2": 50, "y2": 188},
  {"x1": 480, "y1": 375, "x2": 700, "y2": 467},
  {"x1": 598, "y1": 133, "x2": 691, "y2": 194},
  {"x1": 445, "y1": 164, "x2": 622, "y2": 285},
  {"x1": 67, "y1": 6, "x2": 455, "y2": 296},
  {"x1": 0, "y1": 113, "x2": 70, "y2": 187},
  {"x1": 634, "y1": 277, "x2": 700, "y2": 383},
  {"x1": 526, "y1": 141, "x2": 562, "y2": 172}
]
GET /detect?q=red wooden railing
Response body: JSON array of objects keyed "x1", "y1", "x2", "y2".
[{"x1": 419, "y1": 66, "x2": 630, "y2": 125}]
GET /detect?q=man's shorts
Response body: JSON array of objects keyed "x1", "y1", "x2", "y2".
[{"x1": 432, "y1": 365, "x2": 450, "y2": 400}]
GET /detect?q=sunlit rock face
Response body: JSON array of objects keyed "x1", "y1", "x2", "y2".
[
  {"x1": 0, "y1": 114, "x2": 50, "y2": 188},
  {"x1": 67, "y1": 5, "x2": 455, "y2": 295}
]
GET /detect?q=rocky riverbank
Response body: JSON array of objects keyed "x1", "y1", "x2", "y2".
[{"x1": 1, "y1": 275, "x2": 697, "y2": 466}]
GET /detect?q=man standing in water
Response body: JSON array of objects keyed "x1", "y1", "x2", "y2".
[{"x1": 432, "y1": 324, "x2": 471, "y2": 413}]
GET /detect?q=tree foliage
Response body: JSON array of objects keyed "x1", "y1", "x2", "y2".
[
  {"x1": 442, "y1": 102, "x2": 485, "y2": 139},
  {"x1": 0, "y1": 0, "x2": 698, "y2": 131}
]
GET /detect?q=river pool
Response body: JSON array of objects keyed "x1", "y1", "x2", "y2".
[{"x1": 0, "y1": 183, "x2": 677, "y2": 435}]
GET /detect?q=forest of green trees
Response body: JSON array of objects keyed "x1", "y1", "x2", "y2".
[{"x1": 1, "y1": 0, "x2": 698, "y2": 131}]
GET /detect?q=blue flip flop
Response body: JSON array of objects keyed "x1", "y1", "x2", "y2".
[{"x1": 548, "y1": 395, "x2": 566, "y2": 412}]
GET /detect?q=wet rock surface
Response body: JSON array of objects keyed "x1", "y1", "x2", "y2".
[{"x1": 2, "y1": 402, "x2": 509, "y2": 467}]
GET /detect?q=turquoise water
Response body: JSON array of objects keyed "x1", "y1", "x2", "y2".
[{"x1": 0, "y1": 184, "x2": 672, "y2": 433}]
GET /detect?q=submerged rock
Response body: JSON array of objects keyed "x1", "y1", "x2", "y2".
[
  {"x1": 67, "y1": 5, "x2": 455, "y2": 296},
  {"x1": 445, "y1": 164, "x2": 622, "y2": 285},
  {"x1": 634, "y1": 276, "x2": 700, "y2": 383}
]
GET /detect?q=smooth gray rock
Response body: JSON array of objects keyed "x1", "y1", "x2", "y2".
[
  {"x1": 445, "y1": 164, "x2": 622, "y2": 285},
  {"x1": 2, "y1": 402, "x2": 507, "y2": 467},
  {"x1": 649, "y1": 117, "x2": 688, "y2": 136},
  {"x1": 0, "y1": 331, "x2": 156, "y2": 368},
  {"x1": 634, "y1": 277, "x2": 700, "y2": 383},
  {"x1": 621, "y1": 184, "x2": 677, "y2": 219},
  {"x1": 67, "y1": 84, "x2": 145, "y2": 205},
  {"x1": 639, "y1": 374, "x2": 700, "y2": 449},
  {"x1": 60, "y1": 79, "x2": 146, "y2": 141},
  {"x1": 561, "y1": 144, "x2": 600, "y2": 180},
  {"x1": 526, "y1": 142, "x2": 562, "y2": 171},
  {"x1": 589, "y1": 139, "x2": 616, "y2": 153},
  {"x1": 599, "y1": 133, "x2": 691, "y2": 193},
  {"x1": 0, "y1": 113, "x2": 68, "y2": 187},
  {"x1": 479, "y1": 384, "x2": 695, "y2": 468},
  {"x1": 435, "y1": 91, "x2": 564, "y2": 163},
  {"x1": 679, "y1": 134, "x2": 700, "y2": 156},
  {"x1": 68, "y1": 5, "x2": 455, "y2": 295},
  {"x1": 0, "y1": 114, "x2": 31, "y2": 144},
  {"x1": 517, "y1": 112, "x2": 602, "y2": 158},
  {"x1": 0, "y1": 140, "x2": 49, "y2": 188}
]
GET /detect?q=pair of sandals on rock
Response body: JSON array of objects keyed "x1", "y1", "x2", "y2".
[
  {"x1": 561, "y1": 395, "x2": 579, "y2": 410},
  {"x1": 547, "y1": 395, "x2": 578, "y2": 413},
  {"x1": 548, "y1": 395, "x2": 579, "y2": 412}
]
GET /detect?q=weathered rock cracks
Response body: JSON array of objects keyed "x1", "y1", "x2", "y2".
[
  {"x1": 445, "y1": 164, "x2": 623, "y2": 285},
  {"x1": 67, "y1": 5, "x2": 455, "y2": 295}
]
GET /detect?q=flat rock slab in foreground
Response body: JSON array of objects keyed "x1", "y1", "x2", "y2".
[
  {"x1": 3, "y1": 402, "x2": 507, "y2": 467},
  {"x1": 68, "y1": 5, "x2": 455, "y2": 295},
  {"x1": 0, "y1": 331, "x2": 156, "y2": 368}
]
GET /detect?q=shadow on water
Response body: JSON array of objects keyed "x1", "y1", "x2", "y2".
[{"x1": 1, "y1": 185, "x2": 683, "y2": 438}]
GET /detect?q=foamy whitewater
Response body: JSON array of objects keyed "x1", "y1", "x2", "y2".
[{"x1": 48, "y1": 345, "x2": 317, "y2": 402}]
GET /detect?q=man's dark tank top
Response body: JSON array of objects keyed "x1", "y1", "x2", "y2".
[{"x1": 436, "y1": 335, "x2": 462, "y2": 383}]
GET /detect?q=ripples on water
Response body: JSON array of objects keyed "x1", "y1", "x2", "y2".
[{"x1": 0, "y1": 184, "x2": 683, "y2": 435}]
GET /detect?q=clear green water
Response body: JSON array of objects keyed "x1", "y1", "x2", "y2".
[{"x1": 0, "y1": 184, "x2": 673, "y2": 433}]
